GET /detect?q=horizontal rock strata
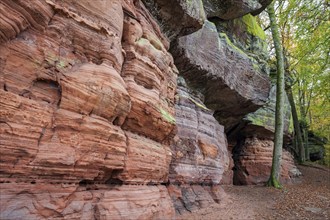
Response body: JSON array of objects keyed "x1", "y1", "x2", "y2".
[
  {"x1": 233, "y1": 137, "x2": 301, "y2": 185},
  {"x1": 0, "y1": 183, "x2": 175, "y2": 219},
  {"x1": 0, "y1": 0, "x2": 300, "y2": 218},
  {"x1": 169, "y1": 80, "x2": 229, "y2": 185},
  {"x1": 167, "y1": 184, "x2": 227, "y2": 215},
  {"x1": 167, "y1": 79, "x2": 230, "y2": 213},
  {"x1": 0, "y1": 0, "x2": 177, "y2": 219}
]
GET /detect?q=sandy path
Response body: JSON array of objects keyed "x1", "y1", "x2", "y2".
[{"x1": 178, "y1": 165, "x2": 330, "y2": 220}]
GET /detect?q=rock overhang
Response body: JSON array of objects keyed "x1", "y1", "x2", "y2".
[{"x1": 171, "y1": 20, "x2": 271, "y2": 133}]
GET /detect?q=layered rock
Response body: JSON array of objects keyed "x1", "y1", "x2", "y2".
[
  {"x1": 0, "y1": 0, "x2": 300, "y2": 218},
  {"x1": 0, "y1": 0, "x2": 54, "y2": 43},
  {"x1": 120, "y1": 5, "x2": 177, "y2": 142},
  {"x1": 213, "y1": 25, "x2": 300, "y2": 185},
  {"x1": 0, "y1": 183, "x2": 174, "y2": 219},
  {"x1": 231, "y1": 83, "x2": 300, "y2": 185},
  {"x1": 220, "y1": 145, "x2": 235, "y2": 185},
  {"x1": 170, "y1": 79, "x2": 229, "y2": 184},
  {"x1": 0, "y1": 92, "x2": 128, "y2": 181},
  {"x1": 167, "y1": 77, "x2": 230, "y2": 213},
  {"x1": 233, "y1": 137, "x2": 301, "y2": 185},
  {"x1": 0, "y1": 0, "x2": 177, "y2": 218},
  {"x1": 116, "y1": 132, "x2": 172, "y2": 184},
  {"x1": 167, "y1": 184, "x2": 227, "y2": 215}
]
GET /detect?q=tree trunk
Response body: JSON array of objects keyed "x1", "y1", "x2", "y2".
[
  {"x1": 267, "y1": 1, "x2": 285, "y2": 189},
  {"x1": 287, "y1": 87, "x2": 305, "y2": 163},
  {"x1": 303, "y1": 127, "x2": 310, "y2": 160},
  {"x1": 297, "y1": 79, "x2": 310, "y2": 161}
]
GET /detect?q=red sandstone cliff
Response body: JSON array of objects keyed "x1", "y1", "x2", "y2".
[
  {"x1": 0, "y1": 0, "x2": 299, "y2": 219},
  {"x1": 1, "y1": 0, "x2": 177, "y2": 218}
]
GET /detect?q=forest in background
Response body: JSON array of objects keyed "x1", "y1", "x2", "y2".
[{"x1": 259, "y1": 0, "x2": 329, "y2": 166}]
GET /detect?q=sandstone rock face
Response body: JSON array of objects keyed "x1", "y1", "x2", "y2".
[
  {"x1": 220, "y1": 148, "x2": 235, "y2": 185},
  {"x1": 167, "y1": 184, "x2": 227, "y2": 215},
  {"x1": 203, "y1": 0, "x2": 261, "y2": 19},
  {"x1": 120, "y1": 6, "x2": 177, "y2": 142},
  {"x1": 233, "y1": 137, "x2": 301, "y2": 185},
  {"x1": 169, "y1": 78, "x2": 229, "y2": 185},
  {"x1": 116, "y1": 131, "x2": 172, "y2": 184},
  {"x1": 0, "y1": 0, "x2": 177, "y2": 218},
  {"x1": 231, "y1": 85, "x2": 299, "y2": 186},
  {"x1": 167, "y1": 78, "x2": 230, "y2": 213},
  {"x1": 0, "y1": 0, "x2": 54, "y2": 43},
  {"x1": 172, "y1": 21, "x2": 270, "y2": 132},
  {"x1": 1, "y1": 0, "x2": 299, "y2": 218},
  {"x1": 0, "y1": 183, "x2": 175, "y2": 219}
]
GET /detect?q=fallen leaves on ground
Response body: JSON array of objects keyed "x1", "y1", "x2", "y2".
[{"x1": 178, "y1": 164, "x2": 330, "y2": 220}]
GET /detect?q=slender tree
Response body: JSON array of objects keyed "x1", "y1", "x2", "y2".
[
  {"x1": 284, "y1": 52, "x2": 305, "y2": 163},
  {"x1": 286, "y1": 85, "x2": 305, "y2": 163},
  {"x1": 266, "y1": 0, "x2": 285, "y2": 188}
]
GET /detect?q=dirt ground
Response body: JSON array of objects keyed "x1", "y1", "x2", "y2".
[{"x1": 178, "y1": 165, "x2": 330, "y2": 220}]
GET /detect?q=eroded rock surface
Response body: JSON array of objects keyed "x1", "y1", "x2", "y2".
[
  {"x1": 172, "y1": 21, "x2": 270, "y2": 132},
  {"x1": 233, "y1": 137, "x2": 301, "y2": 185},
  {"x1": 167, "y1": 184, "x2": 227, "y2": 215},
  {"x1": 0, "y1": 0, "x2": 177, "y2": 218},
  {"x1": 0, "y1": 0, "x2": 299, "y2": 218},
  {"x1": 167, "y1": 78, "x2": 230, "y2": 213},
  {"x1": 169, "y1": 78, "x2": 229, "y2": 185},
  {"x1": 231, "y1": 84, "x2": 299, "y2": 185},
  {"x1": 0, "y1": 183, "x2": 175, "y2": 219},
  {"x1": 120, "y1": 6, "x2": 177, "y2": 142}
]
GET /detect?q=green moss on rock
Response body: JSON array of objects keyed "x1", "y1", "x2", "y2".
[
  {"x1": 242, "y1": 13, "x2": 266, "y2": 40},
  {"x1": 219, "y1": 32, "x2": 248, "y2": 57}
]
